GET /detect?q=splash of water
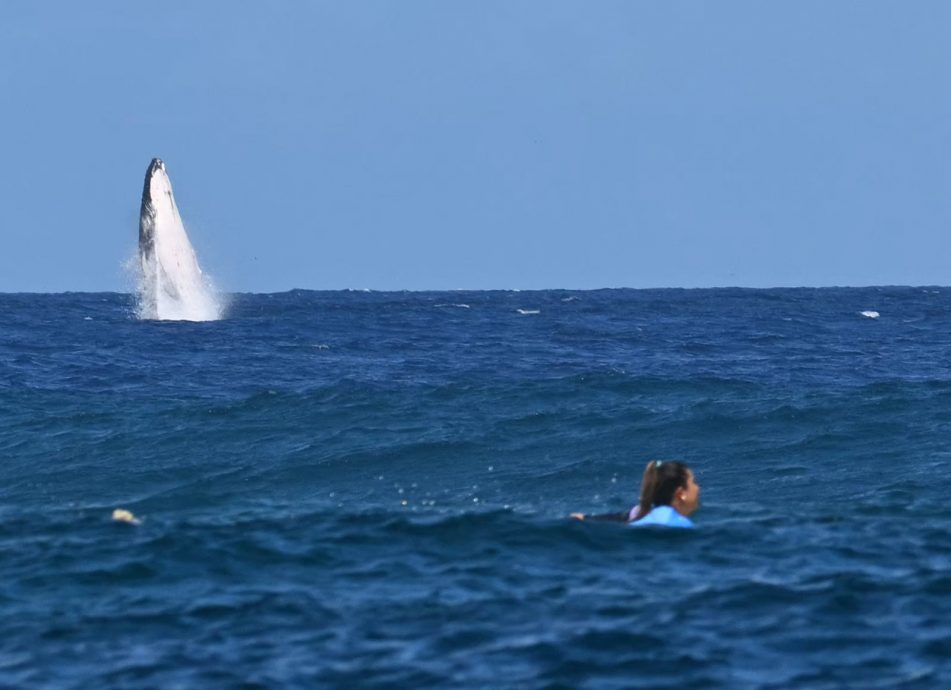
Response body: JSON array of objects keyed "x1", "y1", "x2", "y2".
[{"x1": 136, "y1": 159, "x2": 224, "y2": 321}]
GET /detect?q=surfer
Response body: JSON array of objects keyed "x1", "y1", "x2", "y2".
[{"x1": 570, "y1": 460, "x2": 700, "y2": 528}]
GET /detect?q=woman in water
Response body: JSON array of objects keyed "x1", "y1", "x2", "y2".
[{"x1": 571, "y1": 460, "x2": 700, "y2": 528}]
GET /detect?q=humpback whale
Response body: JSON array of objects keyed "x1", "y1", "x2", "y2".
[{"x1": 138, "y1": 159, "x2": 221, "y2": 321}]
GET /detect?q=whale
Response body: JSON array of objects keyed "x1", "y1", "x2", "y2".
[{"x1": 138, "y1": 158, "x2": 220, "y2": 321}]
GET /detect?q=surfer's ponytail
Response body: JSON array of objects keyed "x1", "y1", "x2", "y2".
[{"x1": 634, "y1": 460, "x2": 691, "y2": 521}]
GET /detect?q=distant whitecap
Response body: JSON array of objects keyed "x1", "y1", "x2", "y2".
[
  {"x1": 516, "y1": 309, "x2": 540, "y2": 315},
  {"x1": 860, "y1": 311, "x2": 880, "y2": 319}
]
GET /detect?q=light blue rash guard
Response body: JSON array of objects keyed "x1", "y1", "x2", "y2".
[{"x1": 628, "y1": 505, "x2": 695, "y2": 529}]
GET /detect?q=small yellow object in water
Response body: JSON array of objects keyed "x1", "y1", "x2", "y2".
[{"x1": 112, "y1": 509, "x2": 141, "y2": 525}]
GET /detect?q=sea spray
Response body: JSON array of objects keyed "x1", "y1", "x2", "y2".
[{"x1": 136, "y1": 159, "x2": 223, "y2": 321}]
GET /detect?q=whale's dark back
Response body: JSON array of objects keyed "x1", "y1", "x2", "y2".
[{"x1": 138, "y1": 158, "x2": 163, "y2": 258}]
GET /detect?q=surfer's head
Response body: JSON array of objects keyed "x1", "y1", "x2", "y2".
[{"x1": 634, "y1": 460, "x2": 700, "y2": 519}]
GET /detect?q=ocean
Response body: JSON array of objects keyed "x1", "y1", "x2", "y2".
[{"x1": 1, "y1": 288, "x2": 949, "y2": 689}]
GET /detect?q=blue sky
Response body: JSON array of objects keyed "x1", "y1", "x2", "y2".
[{"x1": 2, "y1": 1, "x2": 950, "y2": 292}]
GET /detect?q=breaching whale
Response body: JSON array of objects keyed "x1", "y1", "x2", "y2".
[{"x1": 138, "y1": 158, "x2": 221, "y2": 321}]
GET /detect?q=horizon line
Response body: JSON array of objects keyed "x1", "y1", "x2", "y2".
[{"x1": 0, "y1": 284, "x2": 946, "y2": 296}]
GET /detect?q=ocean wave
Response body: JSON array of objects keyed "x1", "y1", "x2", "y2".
[{"x1": 4, "y1": 289, "x2": 951, "y2": 688}]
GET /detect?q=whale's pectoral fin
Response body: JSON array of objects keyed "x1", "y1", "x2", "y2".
[{"x1": 159, "y1": 265, "x2": 182, "y2": 300}]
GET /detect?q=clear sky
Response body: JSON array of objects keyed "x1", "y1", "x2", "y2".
[{"x1": 2, "y1": 1, "x2": 950, "y2": 292}]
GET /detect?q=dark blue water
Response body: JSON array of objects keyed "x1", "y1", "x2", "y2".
[{"x1": 2, "y1": 288, "x2": 950, "y2": 689}]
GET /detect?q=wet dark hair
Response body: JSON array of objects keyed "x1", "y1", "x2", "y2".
[{"x1": 633, "y1": 460, "x2": 691, "y2": 521}]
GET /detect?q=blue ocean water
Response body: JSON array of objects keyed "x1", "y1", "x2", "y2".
[{"x1": 2, "y1": 288, "x2": 950, "y2": 689}]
